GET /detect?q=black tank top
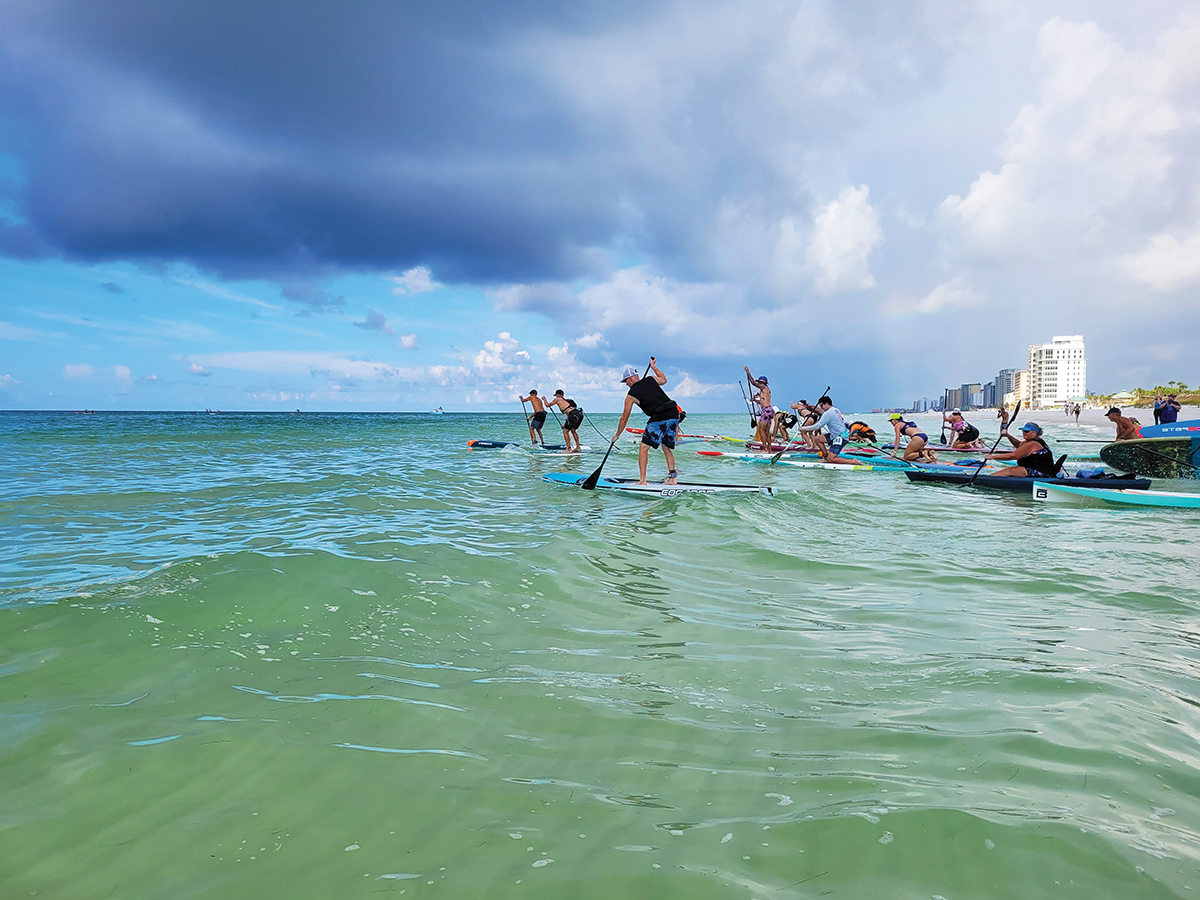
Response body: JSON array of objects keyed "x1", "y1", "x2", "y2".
[
  {"x1": 628, "y1": 377, "x2": 676, "y2": 422},
  {"x1": 1023, "y1": 437, "x2": 1056, "y2": 476}
]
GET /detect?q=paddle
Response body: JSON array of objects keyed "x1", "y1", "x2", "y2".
[
  {"x1": 771, "y1": 386, "x2": 829, "y2": 464},
  {"x1": 739, "y1": 381, "x2": 756, "y2": 428},
  {"x1": 581, "y1": 359, "x2": 653, "y2": 490},
  {"x1": 519, "y1": 397, "x2": 535, "y2": 445},
  {"x1": 965, "y1": 400, "x2": 1020, "y2": 486}
]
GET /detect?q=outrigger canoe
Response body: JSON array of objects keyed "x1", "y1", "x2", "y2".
[
  {"x1": 904, "y1": 470, "x2": 1151, "y2": 491},
  {"x1": 1031, "y1": 482, "x2": 1200, "y2": 508},
  {"x1": 543, "y1": 472, "x2": 777, "y2": 496}
]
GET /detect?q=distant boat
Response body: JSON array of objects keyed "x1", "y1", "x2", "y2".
[{"x1": 429, "y1": 407, "x2": 445, "y2": 415}]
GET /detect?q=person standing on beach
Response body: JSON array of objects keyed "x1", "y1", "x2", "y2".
[
  {"x1": 1074, "y1": 403, "x2": 1081, "y2": 424},
  {"x1": 520, "y1": 390, "x2": 547, "y2": 445},
  {"x1": 612, "y1": 358, "x2": 679, "y2": 485},
  {"x1": 1106, "y1": 407, "x2": 1139, "y2": 441},
  {"x1": 1153, "y1": 395, "x2": 1163, "y2": 425},
  {"x1": 548, "y1": 390, "x2": 584, "y2": 453},
  {"x1": 1161, "y1": 394, "x2": 1182, "y2": 424}
]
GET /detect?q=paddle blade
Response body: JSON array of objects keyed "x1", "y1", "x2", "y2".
[{"x1": 580, "y1": 442, "x2": 616, "y2": 490}]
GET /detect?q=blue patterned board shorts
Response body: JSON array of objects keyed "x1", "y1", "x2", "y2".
[{"x1": 641, "y1": 418, "x2": 678, "y2": 450}]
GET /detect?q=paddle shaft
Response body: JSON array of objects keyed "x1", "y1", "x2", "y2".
[
  {"x1": 966, "y1": 400, "x2": 1021, "y2": 486},
  {"x1": 581, "y1": 359, "x2": 654, "y2": 490}
]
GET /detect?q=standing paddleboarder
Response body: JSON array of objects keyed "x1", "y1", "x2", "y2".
[
  {"x1": 612, "y1": 358, "x2": 679, "y2": 485},
  {"x1": 548, "y1": 389, "x2": 584, "y2": 453},
  {"x1": 519, "y1": 389, "x2": 548, "y2": 445}
]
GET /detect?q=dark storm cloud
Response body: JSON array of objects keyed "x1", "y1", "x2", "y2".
[{"x1": 0, "y1": 0, "x2": 965, "y2": 284}]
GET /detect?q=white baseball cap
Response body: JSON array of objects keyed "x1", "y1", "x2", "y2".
[{"x1": 619, "y1": 365, "x2": 640, "y2": 381}]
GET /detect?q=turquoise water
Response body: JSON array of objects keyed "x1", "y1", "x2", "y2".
[{"x1": 2, "y1": 411, "x2": 1199, "y2": 899}]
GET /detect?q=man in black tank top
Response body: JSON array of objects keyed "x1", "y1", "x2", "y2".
[
  {"x1": 983, "y1": 422, "x2": 1059, "y2": 477},
  {"x1": 612, "y1": 357, "x2": 678, "y2": 485}
]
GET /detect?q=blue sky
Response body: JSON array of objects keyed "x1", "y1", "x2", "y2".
[{"x1": 1, "y1": 0, "x2": 1198, "y2": 412}]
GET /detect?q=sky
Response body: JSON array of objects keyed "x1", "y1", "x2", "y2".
[{"x1": 1, "y1": 0, "x2": 1198, "y2": 412}]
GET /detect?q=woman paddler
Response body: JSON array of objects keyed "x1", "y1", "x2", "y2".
[
  {"x1": 888, "y1": 414, "x2": 937, "y2": 463},
  {"x1": 982, "y1": 422, "x2": 1059, "y2": 477},
  {"x1": 612, "y1": 358, "x2": 679, "y2": 485}
]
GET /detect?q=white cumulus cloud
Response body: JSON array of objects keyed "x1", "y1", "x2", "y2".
[
  {"x1": 807, "y1": 185, "x2": 883, "y2": 296},
  {"x1": 389, "y1": 267, "x2": 441, "y2": 295}
]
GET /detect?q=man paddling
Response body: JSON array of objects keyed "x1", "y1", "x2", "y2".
[
  {"x1": 796, "y1": 396, "x2": 858, "y2": 464},
  {"x1": 744, "y1": 365, "x2": 776, "y2": 449},
  {"x1": 612, "y1": 358, "x2": 678, "y2": 485},
  {"x1": 519, "y1": 389, "x2": 548, "y2": 445},
  {"x1": 1106, "y1": 407, "x2": 1139, "y2": 441},
  {"x1": 982, "y1": 422, "x2": 1058, "y2": 477},
  {"x1": 548, "y1": 389, "x2": 584, "y2": 453}
]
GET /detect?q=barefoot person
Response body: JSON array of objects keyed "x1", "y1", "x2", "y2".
[
  {"x1": 944, "y1": 408, "x2": 983, "y2": 449},
  {"x1": 983, "y1": 422, "x2": 1059, "y2": 477},
  {"x1": 548, "y1": 389, "x2": 584, "y2": 453},
  {"x1": 796, "y1": 396, "x2": 859, "y2": 465},
  {"x1": 612, "y1": 358, "x2": 679, "y2": 485},
  {"x1": 1106, "y1": 407, "x2": 1140, "y2": 441},
  {"x1": 744, "y1": 366, "x2": 775, "y2": 449},
  {"x1": 888, "y1": 413, "x2": 937, "y2": 462},
  {"x1": 519, "y1": 389, "x2": 548, "y2": 446}
]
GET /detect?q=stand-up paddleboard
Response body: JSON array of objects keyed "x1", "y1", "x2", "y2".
[
  {"x1": 698, "y1": 449, "x2": 916, "y2": 470},
  {"x1": 905, "y1": 470, "x2": 1151, "y2": 491},
  {"x1": 1031, "y1": 482, "x2": 1200, "y2": 508},
  {"x1": 468, "y1": 440, "x2": 568, "y2": 450},
  {"x1": 530, "y1": 444, "x2": 592, "y2": 455},
  {"x1": 1100, "y1": 435, "x2": 1200, "y2": 479},
  {"x1": 543, "y1": 472, "x2": 777, "y2": 496},
  {"x1": 1135, "y1": 419, "x2": 1200, "y2": 439}
]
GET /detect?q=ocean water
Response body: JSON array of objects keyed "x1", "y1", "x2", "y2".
[{"x1": 2, "y1": 410, "x2": 1198, "y2": 899}]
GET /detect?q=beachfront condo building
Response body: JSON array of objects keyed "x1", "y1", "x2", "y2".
[{"x1": 1025, "y1": 335, "x2": 1086, "y2": 409}]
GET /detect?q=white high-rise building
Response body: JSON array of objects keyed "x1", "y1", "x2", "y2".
[{"x1": 1026, "y1": 335, "x2": 1086, "y2": 409}]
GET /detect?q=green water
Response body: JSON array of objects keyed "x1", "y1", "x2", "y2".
[{"x1": 2, "y1": 411, "x2": 1198, "y2": 899}]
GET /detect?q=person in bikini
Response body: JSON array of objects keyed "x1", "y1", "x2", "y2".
[
  {"x1": 547, "y1": 389, "x2": 584, "y2": 453},
  {"x1": 744, "y1": 365, "x2": 776, "y2": 449},
  {"x1": 790, "y1": 399, "x2": 820, "y2": 449},
  {"x1": 519, "y1": 389, "x2": 548, "y2": 445},
  {"x1": 983, "y1": 422, "x2": 1059, "y2": 477},
  {"x1": 613, "y1": 358, "x2": 679, "y2": 484},
  {"x1": 888, "y1": 413, "x2": 937, "y2": 462}
]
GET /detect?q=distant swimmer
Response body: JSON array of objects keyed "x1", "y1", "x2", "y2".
[
  {"x1": 519, "y1": 389, "x2": 548, "y2": 445},
  {"x1": 1106, "y1": 407, "x2": 1139, "y2": 441},
  {"x1": 796, "y1": 396, "x2": 858, "y2": 464},
  {"x1": 549, "y1": 389, "x2": 584, "y2": 453},
  {"x1": 612, "y1": 358, "x2": 678, "y2": 485},
  {"x1": 943, "y1": 408, "x2": 983, "y2": 449},
  {"x1": 888, "y1": 414, "x2": 937, "y2": 463},
  {"x1": 983, "y1": 422, "x2": 1060, "y2": 477}
]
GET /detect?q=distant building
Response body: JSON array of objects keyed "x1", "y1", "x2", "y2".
[
  {"x1": 1026, "y1": 335, "x2": 1086, "y2": 409},
  {"x1": 996, "y1": 368, "x2": 1022, "y2": 399}
]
